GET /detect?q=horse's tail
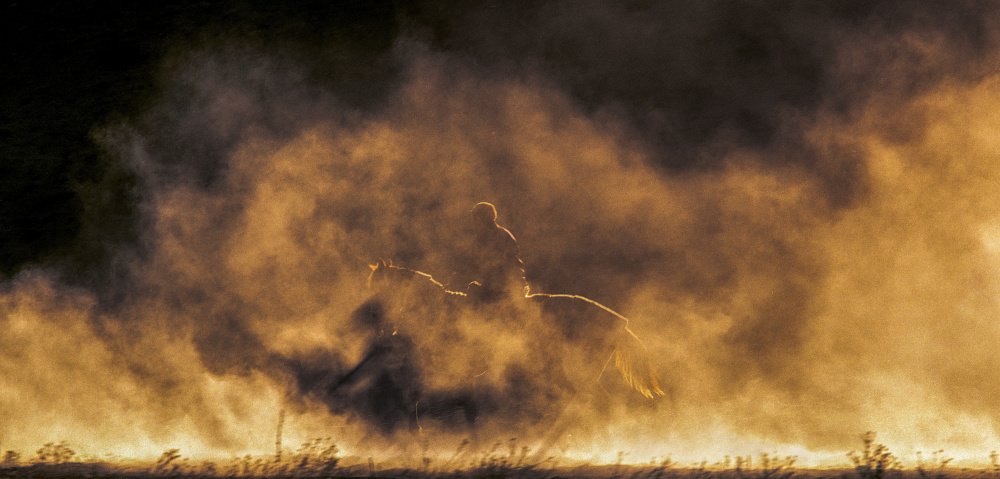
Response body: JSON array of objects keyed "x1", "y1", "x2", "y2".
[
  {"x1": 612, "y1": 326, "x2": 665, "y2": 398},
  {"x1": 531, "y1": 292, "x2": 666, "y2": 399}
]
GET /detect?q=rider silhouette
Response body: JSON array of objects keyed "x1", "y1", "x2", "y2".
[{"x1": 463, "y1": 202, "x2": 528, "y2": 302}]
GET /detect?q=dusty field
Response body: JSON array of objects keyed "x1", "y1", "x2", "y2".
[{"x1": 0, "y1": 461, "x2": 994, "y2": 479}]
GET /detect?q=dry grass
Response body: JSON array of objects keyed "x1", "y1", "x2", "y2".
[{"x1": 1, "y1": 433, "x2": 998, "y2": 479}]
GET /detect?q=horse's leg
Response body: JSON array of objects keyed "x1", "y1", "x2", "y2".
[
  {"x1": 456, "y1": 394, "x2": 480, "y2": 457},
  {"x1": 527, "y1": 395, "x2": 581, "y2": 463}
]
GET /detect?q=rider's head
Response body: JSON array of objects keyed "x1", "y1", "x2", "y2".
[{"x1": 471, "y1": 202, "x2": 498, "y2": 226}]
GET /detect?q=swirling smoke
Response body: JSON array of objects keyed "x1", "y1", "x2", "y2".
[{"x1": 4, "y1": 1, "x2": 1000, "y2": 466}]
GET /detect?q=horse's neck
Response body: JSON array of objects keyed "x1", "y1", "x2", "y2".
[
  {"x1": 390, "y1": 266, "x2": 422, "y2": 280},
  {"x1": 386, "y1": 266, "x2": 465, "y2": 296}
]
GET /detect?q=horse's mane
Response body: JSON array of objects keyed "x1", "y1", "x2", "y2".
[{"x1": 368, "y1": 260, "x2": 467, "y2": 297}]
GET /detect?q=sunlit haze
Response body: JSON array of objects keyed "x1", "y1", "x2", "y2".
[{"x1": 4, "y1": 1, "x2": 1000, "y2": 470}]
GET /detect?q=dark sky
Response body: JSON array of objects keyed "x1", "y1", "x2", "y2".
[
  {"x1": 7, "y1": 0, "x2": 993, "y2": 281},
  {"x1": 2, "y1": 0, "x2": 405, "y2": 277}
]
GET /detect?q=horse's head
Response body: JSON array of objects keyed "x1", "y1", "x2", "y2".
[
  {"x1": 351, "y1": 298, "x2": 387, "y2": 333},
  {"x1": 367, "y1": 258, "x2": 393, "y2": 290},
  {"x1": 367, "y1": 258, "x2": 420, "y2": 291}
]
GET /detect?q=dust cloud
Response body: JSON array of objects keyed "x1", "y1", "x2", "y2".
[{"x1": 4, "y1": 2, "x2": 1000, "y2": 466}]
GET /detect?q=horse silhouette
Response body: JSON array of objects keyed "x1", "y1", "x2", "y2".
[
  {"x1": 366, "y1": 259, "x2": 664, "y2": 399},
  {"x1": 306, "y1": 259, "x2": 667, "y2": 454},
  {"x1": 298, "y1": 295, "x2": 482, "y2": 442}
]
